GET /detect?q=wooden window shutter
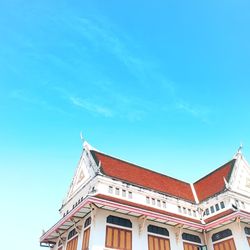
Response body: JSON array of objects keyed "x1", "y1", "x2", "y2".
[
  {"x1": 213, "y1": 238, "x2": 236, "y2": 250},
  {"x1": 66, "y1": 236, "x2": 78, "y2": 250},
  {"x1": 147, "y1": 235, "x2": 170, "y2": 250},
  {"x1": 183, "y1": 242, "x2": 200, "y2": 250},
  {"x1": 105, "y1": 226, "x2": 132, "y2": 250},
  {"x1": 82, "y1": 228, "x2": 90, "y2": 250}
]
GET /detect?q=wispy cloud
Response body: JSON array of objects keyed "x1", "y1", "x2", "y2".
[
  {"x1": 175, "y1": 100, "x2": 211, "y2": 122},
  {"x1": 9, "y1": 89, "x2": 69, "y2": 115},
  {"x1": 53, "y1": 84, "x2": 149, "y2": 121},
  {"x1": 68, "y1": 16, "x2": 151, "y2": 83},
  {"x1": 69, "y1": 96, "x2": 113, "y2": 118}
]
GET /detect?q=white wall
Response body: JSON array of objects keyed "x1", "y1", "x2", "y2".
[
  {"x1": 53, "y1": 208, "x2": 249, "y2": 250},
  {"x1": 87, "y1": 208, "x2": 204, "y2": 250}
]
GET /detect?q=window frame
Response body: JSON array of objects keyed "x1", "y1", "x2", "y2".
[
  {"x1": 212, "y1": 229, "x2": 233, "y2": 243},
  {"x1": 105, "y1": 215, "x2": 133, "y2": 250},
  {"x1": 147, "y1": 224, "x2": 170, "y2": 238}
]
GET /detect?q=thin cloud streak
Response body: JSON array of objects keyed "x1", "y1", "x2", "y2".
[
  {"x1": 69, "y1": 96, "x2": 113, "y2": 118},
  {"x1": 175, "y1": 100, "x2": 211, "y2": 123},
  {"x1": 70, "y1": 16, "x2": 151, "y2": 83},
  {"x1": 9, "y1": 89, "x2": 70, "y2": 116}
]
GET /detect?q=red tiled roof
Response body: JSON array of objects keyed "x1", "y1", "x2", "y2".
[
  {"x1": 91, "y1": 151, "x2": 195, "y2": 202},
  {"x1": 91, "y1": 150, "x2": 236, "y2": 203},
  {"x1": 95, "y1": 194, "x2": 201, "y2": 224},
  {"x1": 194, "y1": 159, "x2": 236, "y2": 202}
]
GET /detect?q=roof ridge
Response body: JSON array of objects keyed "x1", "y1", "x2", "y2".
[
  {"x1": 90, "y1": 150, "x2": 191, "y2": 185},
  {"x1": 193, "y1": 159, "x2": 236, "y2": 184}
]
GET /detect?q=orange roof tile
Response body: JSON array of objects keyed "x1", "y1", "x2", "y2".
[
  {"x1": 91, "y1": 150, "x2": 195, "y2": 202},
  {"x1": 91, "y1": 150, "x2": 236, "y2": 203},
  {"x1": 194, "y1": 159, "x2": 236, "y2": 202}
]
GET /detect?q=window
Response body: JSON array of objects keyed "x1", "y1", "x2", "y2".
[
  {"x1": 183, "y1": 242, "x2": 201, "y2": 250},
  {"x1": 148, "y1": 225, "x2": 169, "y2": 236},
  {"x1": 128, "y1": 191, "x2": 132, "y2": 199},
  {"x1": 245, "y1": 227, "x2": 250, "y2": 247},
  {"x1": 213, "y1": 239, "x2": 236, "y2": 250},
  {"x1": 205, "y1": 208, "x2": 209, "y2": 216},
  {"x1": 66, "y1": 229, "x2": 78, "y2": 250},
  {"x1": 183, "y1": 208, "x2": 187, "y2": 214},
  {"x1": 152, "y1": 198, "x2": 156, "y2": 205},
  {"x1": 115, "y1": 188, "x2": 120, "y2": 195},
  {"x1": 82, "y1": 228, "x2": 90, "y2": 250},
  {"x1": 210, "y1": 206, "x2": 215, "y2": 214},
  {"x1": 157, "y1": 200, "x2": 161, "y2": 207},
  {"x1": 106, "y1": 226, "x2": 132, "y2": 250},
  {"x1": 220, "y1": 201, "x2": 225, "y2": 209},
  {"x1": 82, "y1": 218, "x2": 91, "y2": 250},
  {"x1": 148, "y1": 225, "x2": 170, "y2": 250},
  {"x1": 107, "y1": 215, "x2": 132, "y2": 228},
  {"x1": 108, "y1": 186, "x2": 113, "y2": 194},
  {"x1": 193, "y1": 210, "x2": 197, "y2": 217},
  {"x1": 122, "y1": 190, "x2": 126, "y2": 197},
  {"x1": 84, "y1": 217, "x2": 91, "y2": 228},
  {"x1": 68, "y1": 229, "x2": 77, "y2": 240},
  {"x1": 188, "y1": 209, "x2": 191, "y2": 215},
  {"x1": 178, "y1": 206, "x2": 182, "y2": 213},
  {"x1": 106, "y1": 215, "x2": 132, "y2": 250},
  {"x1": 245, "y1": 227, "x2": 250, "y2": 235},
  {"x1": 146, "y1": 197, "x2": 150, "y2": 204},
  {"x1": 241, "y1": 201, "x2": 245, "y2": 209},
  {"x1": 212, "y1": 229, "x2": 232, "y2": 242},
  {"x1": 148, "y1": 235, "x2": 170, "y2": 250},
  {"x1": 182, "y1": 233, "x2": 202, "y2": 250},
  {"x1": 182, "y1": 233, "x2": 201, "y2": 244},
  {"x1": 162, "y1": 201, "x2": 166, "y2": 208},
  {"x1": 215, "y1": 204, "x2": 220, "y2": 211}
]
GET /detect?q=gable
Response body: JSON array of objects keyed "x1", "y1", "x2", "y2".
[
  {"x1": 91, "y1": 150, "x2": 195, "y2": 202},
  {"x1": 193, "y1": 159, "x2": 236, "y2": 202},
  {"x1": 229, "y1": 156, "x2": 250, "y2": 197},
  {"x1": 64, "y1": 148, "x2": 99, "y2": 204}
]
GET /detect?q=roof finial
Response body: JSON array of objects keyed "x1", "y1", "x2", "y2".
[
  {"x1": 233, "y1": 143, "x2": 243, "y2": 159},
  {"x1": 80, "y1": 131, "x2": 85, "y2": 146},
  {"x1": 238, "y1": 143, "x2": 243, "y2": 154}
]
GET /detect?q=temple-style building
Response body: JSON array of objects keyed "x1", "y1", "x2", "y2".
[{"x1": 40, "y1": 140, "x2": 250, "y2": 250}]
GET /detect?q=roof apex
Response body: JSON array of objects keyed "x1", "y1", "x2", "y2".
[{"x1": 233, "y1": 144, "x2": 243, "y2": 160}]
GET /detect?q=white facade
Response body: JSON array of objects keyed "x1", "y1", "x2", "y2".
[{"x1": 40, "y1": 142, "x2": 250, "y2": 250}]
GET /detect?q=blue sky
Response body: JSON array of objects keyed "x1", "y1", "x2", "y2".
[{"x1": 1, "y1": 0, "x2": 250, "y2": 249}]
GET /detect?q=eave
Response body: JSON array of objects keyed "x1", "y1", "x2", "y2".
[{"x1": 40, "y1": 194, "x2": 250, "y2": 245}]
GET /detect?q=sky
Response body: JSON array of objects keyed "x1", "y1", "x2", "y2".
[{"x1": 0, "y1": 0, "x2": 250, "y2": 249}]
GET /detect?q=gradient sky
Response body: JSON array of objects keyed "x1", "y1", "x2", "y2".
[{"x1": 1, "y1": 1, "x2": 250, "y2": 249}]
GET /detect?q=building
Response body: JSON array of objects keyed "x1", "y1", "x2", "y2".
[{"x1": 40, "y1": 140, "x2": 250, "y2": 250}]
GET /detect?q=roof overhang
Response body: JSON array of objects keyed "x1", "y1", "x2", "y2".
[
  {"x1": 40, "y1": 195, "x2": 250, "y2": 246},
  {"x1": 205, "y1": 210, "x2": 250, "y2": 231},
  {"x1": 40, "y1": 197, "x2": 92, "y2": 245},
  {"x1": 40, "y1": 194, "x2": 203, "y2": 245}
]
